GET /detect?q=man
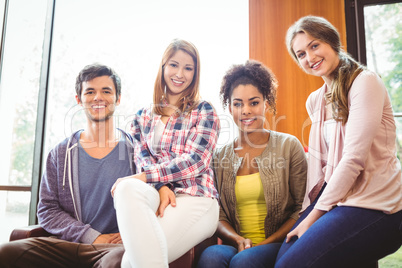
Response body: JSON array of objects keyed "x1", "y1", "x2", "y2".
[{"x1": 0, "y1": 64, "x2": 175, "y2": 267}]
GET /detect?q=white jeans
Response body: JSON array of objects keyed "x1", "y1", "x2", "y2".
[{"x1": 114, "y1": 179, "x2": 219, "y2": 268}]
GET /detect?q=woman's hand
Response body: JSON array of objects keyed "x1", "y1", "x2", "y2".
[
  {"x1": 236, "y1": 237, "x2": 253, "y2": 252},
  {"x1": 256, "y1": 217, "x2": 297, "y2": 246},
  {"x1": 286, "y1": 208, "x2": 326, "y2": 242},
  {"x1": 156, "y1": 185, "x2": 176, "y2": 217},
  {"x1": 110, "y1": 173, "x2": 147, "y2": 197},
  {"x1": 217, "y1": 221, "x2": 252, "y2": 252}
]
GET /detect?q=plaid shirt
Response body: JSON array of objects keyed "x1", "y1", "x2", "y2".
[{"x1": 131, "y1": 100, "x2": 220, "y2": 198}]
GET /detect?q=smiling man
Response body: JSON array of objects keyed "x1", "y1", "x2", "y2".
[{"x1": 0, "y1": 64, "x2": 135, "y2": 267}]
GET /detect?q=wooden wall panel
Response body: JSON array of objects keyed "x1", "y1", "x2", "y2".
[{"x1": 249, "y1": 0, "x2": 346, "y2": 146}]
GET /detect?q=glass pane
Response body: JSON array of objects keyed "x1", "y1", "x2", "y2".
[
  {"x1": 396, "y1": 117, "x2": 402, "y2": 163},
  {"x1": 364, "y1": 3, "x2": 402, "y2": 114},
  {"x1": 0, "y1": 0, "x2": 5, "y2": 42},
  {"x1": 0, "y1": 0, "x2": 48, "y2": 186},
  {"x1": 44, "y1": 0, "x2": 249, "y2": 154},
  {"x1": 0, "y1": 191, "x2": 30, "y2": 243},
  {"x1": 0, "y1": 0, "x2": 47, "y2": 242},
  {"x1": 389, "y1": 117, "x2": 402, "y2": 266},
  {"x1": 364, "y1": 4, "x2": 402, "y2": 266}
]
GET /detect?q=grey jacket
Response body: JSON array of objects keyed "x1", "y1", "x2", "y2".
[
  {"x1": 213, "y1": 131, "x2": 307, "y2": 238},
  {"x1": 37, "y1": 129, "x2": 135, "y2": 243}
]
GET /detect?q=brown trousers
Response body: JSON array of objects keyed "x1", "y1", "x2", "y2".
[{"x1": 0, "y1": 237, "x2": 124, "y2": 268}]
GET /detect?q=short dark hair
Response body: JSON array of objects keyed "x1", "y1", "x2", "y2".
[
  {"x1": 75, "y1": 63, "x2": 121, "y2": 100},
  {"x1": 220, "y1": 60, "x2": 277, "y2": 115}
]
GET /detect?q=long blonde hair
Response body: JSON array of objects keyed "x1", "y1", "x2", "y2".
[
  {"x1": 286, "y1": 16, "x2": 365, "y2": 124},
  {"x1": 153, "y1": 39, "x2": 201, "y2": 115}
]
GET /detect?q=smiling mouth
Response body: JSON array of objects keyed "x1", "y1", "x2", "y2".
[
  {"x1": 311, "y1": 59, "x2": 323, "y2": 69},
  {"x1": 91, "y1": 105, "x2": 107, "y2": 109},
  {"x1": 172, "y1": 79, "x2": 184, "y2": 86},
  {"x1": 240, "y1": 118, "x2": 256, "y2": 125}
]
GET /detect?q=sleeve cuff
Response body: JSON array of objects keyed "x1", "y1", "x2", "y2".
[
  {"x1": 80, "y1": 228, "x2": 101, "y2": 244},
  {"x1": 155, "y1": 182, "x2": 175, "y2": 191},
  {"x1": 314, "y1": 203, "x2": 333, "y2": 212}
]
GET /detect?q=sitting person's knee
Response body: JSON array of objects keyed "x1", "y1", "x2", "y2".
[
  {"x1": 94, "y1": 247, "x2": 125, "y2": 268},
  {"x1": 0, "y1": 240, "x2": 25, "y2": 267}
]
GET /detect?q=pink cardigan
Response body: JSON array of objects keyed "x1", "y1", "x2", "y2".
[{"x1": 303, "y1": 70, "x2": 402, "y2": 214}]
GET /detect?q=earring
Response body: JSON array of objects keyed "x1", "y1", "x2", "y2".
[{"x1": 161, "y1": 85, "x2": 167, "y2": 101}]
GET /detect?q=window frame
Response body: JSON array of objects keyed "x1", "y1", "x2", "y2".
[
  {"x1": 0, "y1": 0, "x2": 55, "y2": 225},
  {"x1": 28, "y1": 0, "x2": 55, "y2": 224},
  {"x1": 344, "y1": 0, "x2": 402, "y2": 119},
  {"x1": 344, "y1": 0, "x2": 402, "y2": 64}
]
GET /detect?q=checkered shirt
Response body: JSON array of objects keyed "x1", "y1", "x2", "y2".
[{"x1": 131, "y1": 100, "x2": 220, "y2": 198}]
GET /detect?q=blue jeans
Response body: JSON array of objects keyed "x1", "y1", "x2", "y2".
[
  {"x1": 198, "y1": 243, "x2": 282, "y2": 268},
  {"x1": 275, "y1": 185, "x2": 402, "y2": 268}
]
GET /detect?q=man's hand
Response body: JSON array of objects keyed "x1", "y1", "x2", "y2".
[
  {"x1": 93, "y1": 233, "x2": 122, "y2": 244},
  {"x1": 156, "y1": 185, "x2": 176, "y2": 217}
]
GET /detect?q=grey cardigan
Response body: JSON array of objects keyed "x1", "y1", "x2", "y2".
[{"x1": 213, "y1": 131, "x2": 307, "y2": 238}]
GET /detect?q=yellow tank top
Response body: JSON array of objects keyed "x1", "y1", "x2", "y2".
[{"x1": 235, "y1": 172, "x2": 267, "y2": 245}]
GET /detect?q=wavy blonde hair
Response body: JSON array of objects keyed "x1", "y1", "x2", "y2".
[
  {"x1": 153, "y1": 39, "x2": 201, "y2": 115},
  {"x1": 286, "y1": 16, "x2": 365, "y2": 124}
]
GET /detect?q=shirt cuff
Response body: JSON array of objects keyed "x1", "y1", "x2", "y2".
[{"x1": 155, "y1": 182, "x2": 175, "y2": 191}]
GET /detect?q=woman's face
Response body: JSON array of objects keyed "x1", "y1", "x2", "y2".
[
  {"x1": 229, "y1": 84, "x2": 268, "y2": 134},
  {"x1": 292, "y1": 32, "x2": 340, "y2": 82},
  {"x1": 163, "y1": 50, "x2": 195, "y2": 103}
]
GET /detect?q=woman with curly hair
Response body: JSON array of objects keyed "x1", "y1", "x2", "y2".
[
  {"x1": 198, "y1": 60, "x2": 307, "y2": 268},
  {"x1": 274, "y1": 16, "x2": 402, "y2": 268}
]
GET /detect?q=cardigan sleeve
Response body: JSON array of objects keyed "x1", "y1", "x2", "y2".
[
  {"x1": 315, "y1": 71, "x2": 387, "y2": 211},
  {"x1": 288, "y1": 138, "x2": 308, "y2": 220},
  {"x1": 213, "y1": 149, "x2": 231, "y2": 224}
]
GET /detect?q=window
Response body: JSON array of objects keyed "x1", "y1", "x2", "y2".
[
  {"x1": 45, "y1": 0, "x2": 249, "y2": 154},
  {"x1": 345, "y1": 1, "x2": 402, "y2": 266},
  {"x1": 0, "y1": 0, "x2": 248, "y2": 243},
  {"x1": 345, "y1": 0, "x2": 402, "y2": 161},
  {"x1": 364, "y1": 2, "x2": 402, "y2": 162},
  {"x1": 0, "y1": 0, "x2": 48, "y2": 243}
]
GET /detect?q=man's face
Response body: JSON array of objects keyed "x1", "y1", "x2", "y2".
[{"x1": 76, "y1": 75, "x2": 120, "y2": 122}]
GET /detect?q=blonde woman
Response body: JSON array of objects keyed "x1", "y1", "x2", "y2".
[{"x1": 275, "y1": 16, "x2": 402, "y2": 268}]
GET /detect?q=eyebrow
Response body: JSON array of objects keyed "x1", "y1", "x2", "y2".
[
  {"x1": 296, "y1": 39, "x2": 316, "y2": 54},
  {"x1": 233, "y1": 96, "x2": 261, "y2": 102},
  {"x1": 83, "y1": 86, "x2": 113, "y2": 91},
  {"x1": 168, "y1": 59, "x2": 194, "y2": 67}
]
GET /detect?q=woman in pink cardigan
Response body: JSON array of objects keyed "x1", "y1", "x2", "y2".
[{"x1": 275, "y1": 16, "x2": 402, "y2": 268}]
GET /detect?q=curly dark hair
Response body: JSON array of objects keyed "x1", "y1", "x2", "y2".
[{"x1": 220, "y1": 60, "x2": 277, "y2": 115}]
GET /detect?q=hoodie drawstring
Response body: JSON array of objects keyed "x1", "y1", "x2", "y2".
[{"x1": 62, "y1": 136, "x2": 80, "y2": 221}]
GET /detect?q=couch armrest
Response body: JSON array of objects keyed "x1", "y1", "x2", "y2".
[
  {"x1": 193, "y1": 234, "x2": 217, "y2": 266},
  {"x1": 169, "y1": 234, "x2": 218, "y2": 268},
  {"x1": 9, "y1": 225, "x2": 51, "y2": 242}
]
